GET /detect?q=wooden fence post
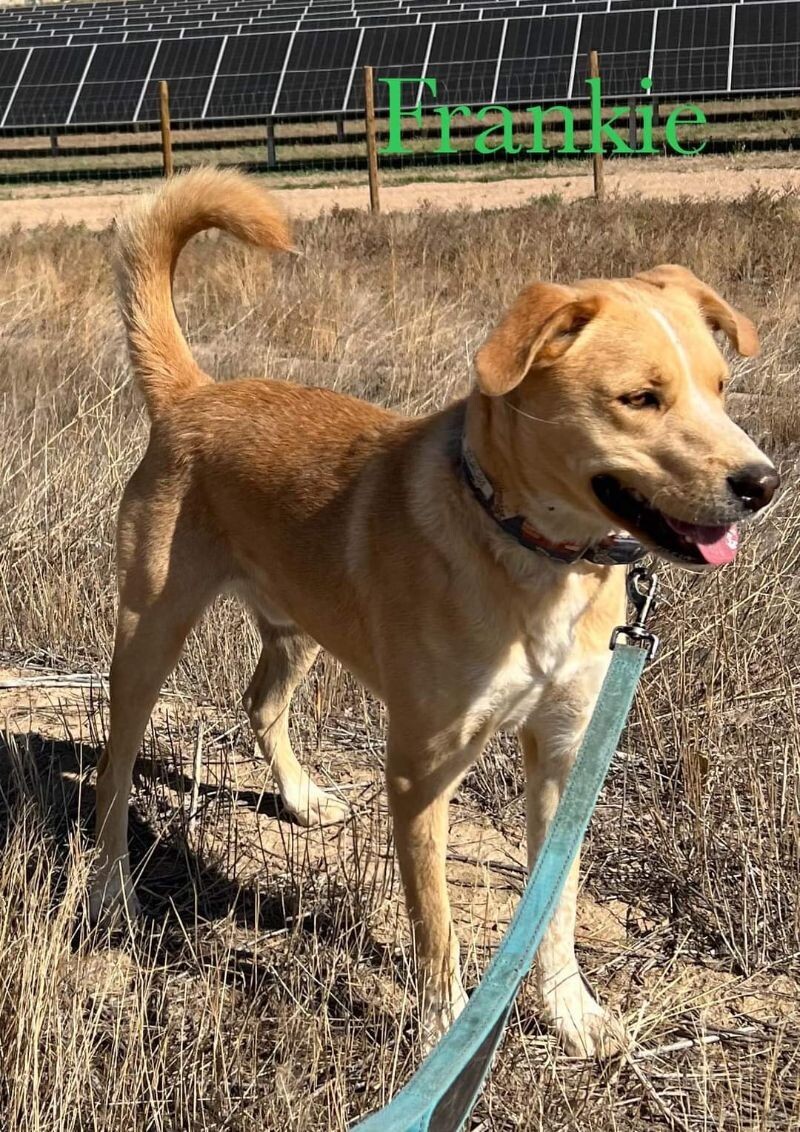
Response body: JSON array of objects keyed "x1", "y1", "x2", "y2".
[
  {"x1": 588, "y1": 51, "x2": 604, "y2": 201},
  {"x1": 265, "y1": 118, "x2": 277, "y2": 168},
  {"x1": 158, "y1": 80, "x2": 173, "y2": 177},
  {"x1": 363, "y1": 66, "x2": 380, "y2": 214}
]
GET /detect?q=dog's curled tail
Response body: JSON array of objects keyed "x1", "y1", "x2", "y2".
[{"x1": 115, "y1": 166, "x2": 294, "y2": 420}]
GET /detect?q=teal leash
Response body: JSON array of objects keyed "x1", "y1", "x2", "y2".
[{"x1": 354, "y1": 568, "x2": 659, "y2": 1132}]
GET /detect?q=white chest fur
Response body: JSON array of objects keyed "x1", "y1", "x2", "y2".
[{"x1": 462, "y1": 571, "x2": 610, "y2": 738}]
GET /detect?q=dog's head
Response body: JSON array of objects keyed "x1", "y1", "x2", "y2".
[{"x1": 474, "y1": 265, "x2": 778, "y2": 569}]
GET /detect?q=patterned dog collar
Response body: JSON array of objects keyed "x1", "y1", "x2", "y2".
[{"x1": 461, "y1": 440, "x2": 646, "y2": 567}]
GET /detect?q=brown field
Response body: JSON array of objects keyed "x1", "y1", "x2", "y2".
[
  {"x1": 2, "y1": 158, "x2": 800, "y2": 234},
  {"x1": 1, "y1": 186, "x2": 799, "y2": 1130},
  {"x1": 2, "y1": 150, "x2": 800, "y2": 233}
]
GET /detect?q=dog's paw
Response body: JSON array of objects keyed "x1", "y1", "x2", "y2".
[
  {"x1": 283, "y1": 783, "x2": 350, "y2": 828},
  {"x1": 544, "y1": 983, "x2": 629, "y2": 1059},
  {"x1": 420, "y1": 977, "x2": 469, "y2": 1056}
]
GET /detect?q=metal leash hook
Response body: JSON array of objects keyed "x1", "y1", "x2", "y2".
[{"x1": 609, "y1": 566, "x2": 660, "y2": 660}]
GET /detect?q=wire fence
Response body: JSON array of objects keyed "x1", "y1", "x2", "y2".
[{"x1": 0, "y1": 55, "x2": 798, "y2": 190}]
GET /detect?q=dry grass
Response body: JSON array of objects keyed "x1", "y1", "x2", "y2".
[{"x1": 1, "y1": 186, "x2": 799, "y2": 1130}]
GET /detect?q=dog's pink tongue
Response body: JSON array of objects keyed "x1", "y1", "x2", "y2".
[{"x1": 665, "y1": 518, "x2": 739, "y2": 566}]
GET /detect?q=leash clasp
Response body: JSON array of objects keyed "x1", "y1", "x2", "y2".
[{"x1": 610, "y1": 566, "x2": 660, "y2": 660}]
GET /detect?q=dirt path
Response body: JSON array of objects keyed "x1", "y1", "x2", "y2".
[{"x1": 2, "y1": 165, "x2": 799, "y2": 231}]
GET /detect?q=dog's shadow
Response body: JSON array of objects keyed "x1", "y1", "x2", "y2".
[
  {"x1": 0, "y1": 730, "x2": 288, "y2": 928},
  {"x1": 0, "y1": 729, "x2": 402, "y2": 1013},
  {"x1": 134, "y1": 753, "x2": 288, "y2": 821}
]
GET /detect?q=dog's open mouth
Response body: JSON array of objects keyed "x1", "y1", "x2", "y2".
[{"x1": 591, "y1": 476, "x2": 739, "y2": 566}]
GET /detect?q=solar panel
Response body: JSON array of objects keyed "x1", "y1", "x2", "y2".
[
  {"x1": 0, "y1": 0, "x2": 795, "y2": 130},
  {"x1": 125, "y1": 29, "x2": 185, "y2": 40},
  {"x1": 14, "y1": 35, "x2": 72, "y2": 47},
  {"x1": 360, "y1": 22, "x2": 430, "y2": 68},
  {"x1": 652, "y1": 44, "x2": 729, "y2": 92},
  {"x1": 503, "y1": 12, "x2": 575, "y2": 61},
  {"x1": 579, "y1": 11, "x2": 655, "y2": 55},
  {"x1": 425, "y1": 18, "x2": 503, "y2": 105},
  {"x1": 358, "y1": 14, "x2": 421, "y2": 25},
  {"x1": 72, "y1": 76, "x2": 150, "y2": 123},
  {"x1": 204, "y1": 30, "x2": 290, "y2": 118},
  {"x1": 89, "y1": 39, "x2": 157, "y2": 82},
  {"x1": 732, "y1": 0, "x2": 800, "y2": 92},
  {"x1": 0, "y1": 47, "x2": 26, "y2": 86},
  {"x1": 129, "y1": 33, "x2": 221, "y2": 119},
  {"x1": 276, "y1": 26, "x2": 361, "y2": 114},
  {"x1": 351, "y1": 23, "x2": 431, "y2": 110},
  {"x1": 68, "y1": 37, "x2": 158, "y2": 122},
  {"x1": 0, "y1": 45, "x2": 28, "y2": 124},
  {"x1": 485, "y1": 6, "x2": 545, "y2": 18},
  {"x1": 495, "y1": 11, "x2": 581, "y2": 103},
  {"x1": 3, "y1": 42, "x2": 91, "y2": 126},
  {"x1": 658, "y1": 5, "x2": 732, "y2": 50},
  {"x1": 737, "y1": 0, "x2": 800, "y2": 44},
  {"x1": 732, "y1": 42, "x2": 800, "y2": 92},
  {"x1": 0, "y1": 0, "x2": 783, "y2": 51}
]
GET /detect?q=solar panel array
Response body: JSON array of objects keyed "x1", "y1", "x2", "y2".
[{"x1": 0, "y1": 0, "x2": 796, "y2": 130}]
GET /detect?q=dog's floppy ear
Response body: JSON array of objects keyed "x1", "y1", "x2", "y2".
[
  {"x1": 636, "y1": 264, "x2": 759, "y2": 357},
  {"x1": 475, "y1": 283, "x2": 601, "y2": 396}
]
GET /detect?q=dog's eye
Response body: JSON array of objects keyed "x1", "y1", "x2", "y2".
[{"x1": 620, "y1": 390, "x2": 660, "y2": 410}]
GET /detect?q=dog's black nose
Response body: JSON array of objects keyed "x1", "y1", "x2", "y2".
[{"x1": 727, "y1": 464, "x2": 779, "y2": 511}]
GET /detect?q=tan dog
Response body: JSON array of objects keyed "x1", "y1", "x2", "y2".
[{"x1": 92, "y1": 168, "x2": 778, "y2": 1058}]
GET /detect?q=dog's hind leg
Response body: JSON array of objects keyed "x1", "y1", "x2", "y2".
[
  {"x1": 243, "y1": 619, "x2": 349, "y2": 827},
  {"x1": 91, "y1": 486, "x2": 221, "y2": 925}
]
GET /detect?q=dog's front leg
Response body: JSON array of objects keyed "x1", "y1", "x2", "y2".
[
  {"x1": 521, "y1": 684, "x2": 629, "y2": 1058},
  {"x1": 386, "y1": 736, "x2": 468, "y2": 1053}
]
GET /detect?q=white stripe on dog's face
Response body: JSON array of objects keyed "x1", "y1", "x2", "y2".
[
  {"x1": 641, "y1": 301, "x2": 772, "y2": 510},
  {"x1": 647, "y1": 306, "x2": 692, "y2": 382},
  {"x1": 646, "y1": 304, "x2": 721, "y2": 429}
]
